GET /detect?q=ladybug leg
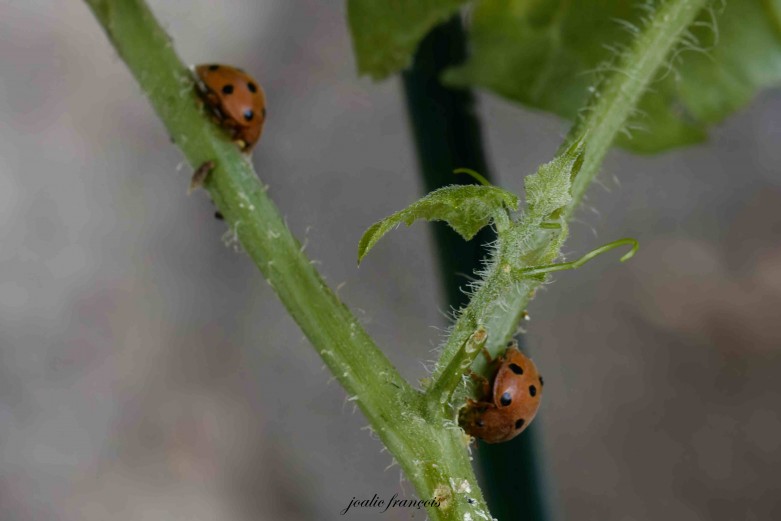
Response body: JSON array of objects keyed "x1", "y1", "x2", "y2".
[
  {"x1": 196, "y1": 90, "x2": 228, "y2": 126},
  {"x1": 213, "y1": 118, "x2": 247, "y2": 150},
  {"x1": 220, "y1": 120, "x2": 249, "y2": 147},
  {"x1": 238, "y1": 123, "x2": 263, "y2": 152},
  {"x1": 467, "y1": 370, "x2": 491, "y2": 398},
  {"x1": 198, "y1": 89, "x2": 222, "y2": 108},
  {"x1": 196, "y1": 90, "x2": 217, "y2": 112},
  {"x1": 193, "y1": 85, "x2": 207, "y2": 108},
  {"x1": 481, "y1": 347, "x2": 494, "y2": 364},
  {"x1": 465, "y1": 398, "x2": 495, "y2": 411},
  {"x1": 219, "y1": 117, "x2": 240, "y2": 134}
]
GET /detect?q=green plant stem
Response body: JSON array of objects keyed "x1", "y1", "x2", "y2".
[
  {"x1": 83, "y1": 2, "x2": 488, "y2": 520},
  {"x1": 566, "y1": 0, "x2": 709, "y2": 214},
  {"x1": 428, "y1": 327, "x2": 487, "y2": 407},
  {"x1": 473, "y1": 1, "x2": 707, "y2": 508},
  {"x1": 429, "y1": 0, "x2": 709, "y2": 384},
  {"x1": 402, "y1": 18, "x2": 551, "y2": 521}
]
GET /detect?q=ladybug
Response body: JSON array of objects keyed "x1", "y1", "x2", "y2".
[
  {"x1": 195, "y1": 64, "x2": 266, "y2": 152},
  {"x1": 458, "y1": 342, "x2": 543, "y2": 444}
]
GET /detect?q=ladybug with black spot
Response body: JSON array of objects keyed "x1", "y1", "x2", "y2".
[
  {"x1": 459, "y1": 341, "x2": 543, "y2": 444},
  {"x1": 195, "y1": 64, "x2": 266, "y2": 152}
]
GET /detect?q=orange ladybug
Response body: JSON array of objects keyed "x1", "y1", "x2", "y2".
[
  {"x1": 459, "y1": 342, "x2": 543, "y2": 444},
  {"x1": 195, "y1": 64, "x2": 266, "y2": 152}
]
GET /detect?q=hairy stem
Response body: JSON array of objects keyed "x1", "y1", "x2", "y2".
[
  {"x1": 401, "y1": 18, "x2": 550, "y2": 520},
  {"x1": 566, "y1": 0, "x2": 709, "y2": 214},
  {"x1": 83, "y1": 1, "x2": 487, "y2": 520},
  {"x1": 428, "y1": 327, "x2": 487, "y2": 408},
  {"x1": 431, "y1": 0, "x2": 709, "y2": 379}
]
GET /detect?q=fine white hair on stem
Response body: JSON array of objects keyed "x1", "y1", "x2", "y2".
[
  {"x1": 384, "y1": 458, "x2": 399, "y2": 472},
  {"x1": 612, "y1": 17, "x2": 641, "y2": 35}
]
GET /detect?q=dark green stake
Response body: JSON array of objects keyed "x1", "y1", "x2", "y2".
[{"x1": 401, "y1": 16, "x2": 492, "y2": 310}]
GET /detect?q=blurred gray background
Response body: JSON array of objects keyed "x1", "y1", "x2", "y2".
[{"x1": 1, "y1": 1, "x2": 780, "y2": 520}]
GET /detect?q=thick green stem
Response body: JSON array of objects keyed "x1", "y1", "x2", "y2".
[{"x1": 82, "y1": 1, "x2": 487, "y2": 520}]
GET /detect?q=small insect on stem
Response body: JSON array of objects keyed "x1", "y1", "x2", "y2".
[
  {"x1": 188, "y1": 160, "x2": 215, "y2": 194},
  {"x1": 453, "y1": 168, "x2": 492, "y2": 187},
  {"x1": 519, "y1": 238, "x2": 639, "y2": 277}
]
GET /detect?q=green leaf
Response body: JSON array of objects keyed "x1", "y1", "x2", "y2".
[
  {"x1": 445, "y1": 0, "x2": 781, "y2": 153},
  {"x1": 524, "y1": 139, "x2": 584, "y2": 219},
  {"x1": 347, "y1": 0, "x2": 469, "y2": 79},
  {"x1": 358, "y1": 185, "x2": 519, "y2": 263}
]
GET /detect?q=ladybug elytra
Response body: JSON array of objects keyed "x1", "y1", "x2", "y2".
[
  {"x1": 459, "y1": 342, "x2": 543, "y2": 444},
  {"x1": 195, "y1": 64, "x2": 266, "y2": 152}
]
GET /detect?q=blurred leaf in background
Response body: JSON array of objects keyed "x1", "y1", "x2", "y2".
[
  {"x1": 347, "y1": 0, "x2": 469, "y2": 79},
  {"x1": 444, "y1": 0, "x2": 781, "y2": 153}
]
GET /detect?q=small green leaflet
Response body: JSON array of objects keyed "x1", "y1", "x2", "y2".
[
  {"x1": 525, "y1": 139, "x2": 584, "y2": 219},
  {"x1": 358, "y1": 185, "x2": 519, "y2": 264}
]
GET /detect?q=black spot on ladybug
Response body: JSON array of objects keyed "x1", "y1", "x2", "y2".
[
  {"x1": 529, "y1": 385, "x2": 537, "y2": 397},
  {"x1": 515, "y1": 418, "x2": 525, "y2": 429},
  {"x1": 539, "y1": 375, "x2": 544, "y2": 387},
  {"x1": 208, "y1": 64, "x2": 219, "y2": 71},
  {"x1": 476, "y1": 419, "x2": 485, "y2": 428},
  {"x1": 221, "y1": 84, "x2": 234, "y2": 95},
  {"x1": 509, "y1": 363, "x2": 523, "y2": 375},
  {"x1": 248, "y1": 82, "x2": 258, "y2": 93},
  {"x1": 244, "y1": 109, "x2": 254, "y2": 121},
  {"x1": 500, "y1": 392, "x2": 512, "y2": 406}
]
